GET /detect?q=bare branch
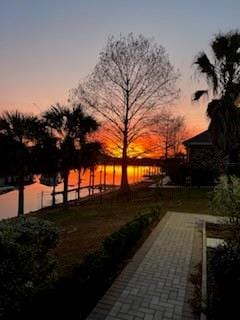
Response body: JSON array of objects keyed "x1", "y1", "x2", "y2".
[{"x1": 72, "y1": 33, "x2": 180, "y2": 161}]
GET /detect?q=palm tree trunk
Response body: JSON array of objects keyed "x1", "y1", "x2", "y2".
[
  {"x1": 63, "y1": 170, "x2": 69, "y2": 206},
  {"x1": 18, "y1": 176, "x2": 24, "y2": 216},
  {"x1": 52, "y1": 175, "x2": 56, "y2": 207}
]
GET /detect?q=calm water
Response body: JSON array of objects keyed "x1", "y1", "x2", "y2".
[{"x1": 0, "y1": 165, "x2": 158, "y2": 219}]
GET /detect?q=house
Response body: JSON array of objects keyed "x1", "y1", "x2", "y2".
[
  {"x1": 183, "y1": 130, "x2": 225, "y2": 184},
  {"x1": 184, "y1": 130, "x2": 213, "y2": 164}
]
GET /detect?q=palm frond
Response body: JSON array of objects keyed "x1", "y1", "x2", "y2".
[
  {"x1": 194, "y1": 52, "x2": 218, "y2": 94},
  {"x1": 0, "y1": 110, "x2": 40, "y2": 143},
  {"x1": 192, "y1": 90, "x2": 208, "y2": 101},
  {"x1": 211, "y1": 34, "x2": 229, "y2": 61},
  {"x1": 212, "y1": 31, "x2": 240, "y2": 60}
]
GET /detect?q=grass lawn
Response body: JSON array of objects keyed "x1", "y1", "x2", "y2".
[{"x1": 33, "y1": 183, "x2": 214, "y2": 277}]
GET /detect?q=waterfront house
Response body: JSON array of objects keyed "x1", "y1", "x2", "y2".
[{"x1": 183, "y1": 130, "x2": 225, "y2": 184}]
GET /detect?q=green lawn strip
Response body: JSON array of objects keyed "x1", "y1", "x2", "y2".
[{"x1": 30, "y1": 186, "x2": 213, "y2": 276}]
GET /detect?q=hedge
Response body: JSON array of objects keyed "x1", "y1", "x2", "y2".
[
  {"x1": 0, "y1": 217, "x2": 59, "y2": 319},
  {"x1": 22, "y1": 204, "x2": 162, "y2": 320}
]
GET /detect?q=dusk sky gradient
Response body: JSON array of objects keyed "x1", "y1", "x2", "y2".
[{"x1": 1, "y1": 0, "x2": 240, "y2": 133}]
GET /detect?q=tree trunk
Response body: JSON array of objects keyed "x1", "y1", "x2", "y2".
[
  {"x1": 52, "y1": 176, "x2": 56, "y2": 207},
  {"x1": 164, "y1": 138, "x2": 168, "y2": 160},
  {"x1": 165, "y1": 146, "x2": 168, "y2": 159},
  {"x1": 17, "y1": 177, "x2": 24, "y2": 216},
  {"x1": 120, "y1": 82, "x2": 130, "y2": 194},
  {"x1": 77, "y1": 167, "x2": 81, "y2": 200},
  {"x1": 120, "y1": 135, "x2": 130, "y2": 193},
  {"x1": 63, "y1": 170, "x2": 69, "y2": 206}
]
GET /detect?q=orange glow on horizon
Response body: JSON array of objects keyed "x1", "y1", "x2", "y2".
[
  {"x1": 67, "y1": 165, "x2": 156, "y2": 187},
  {"x1": 93, "y1": 99, "x2": 209, "y2": 159}
]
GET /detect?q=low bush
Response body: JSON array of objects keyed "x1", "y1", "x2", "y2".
[
  {"x1": 103, "y1": 208, "x2": 158, "y2": 260},
  {"x1": 207, "y1": 238, "x2": 240, "y2": 319},
  {"x1": 168, "y1": 162, "x2": 218, "y2": 186},
  {"x1": 0, "y1": 217, "x2": 59, "y2": 318},
  {"x1": 207, "y1": 176, "x2": 240, "y2": 318},
  {"x1": 190, "y1": 167, "x2": 218, "y2": 186},
  {"x1": 211, "y1": 175, "x2": 240, "y2": 222}
]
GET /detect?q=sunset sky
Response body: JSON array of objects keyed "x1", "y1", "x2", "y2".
[{"x1": 1, "y1": 0, "x2": 240, "y2": 136}]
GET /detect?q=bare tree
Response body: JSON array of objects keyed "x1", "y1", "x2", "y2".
[
  {"x1": 73, "y1": 34, "x2": 179, "y2": 192},
  {"x1": 151, "y1": 108, "x2": 186, "y2": 159}
]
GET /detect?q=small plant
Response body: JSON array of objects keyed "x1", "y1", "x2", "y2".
[
  {"x1": 0, "y1": 217, "x2": 59, "y2": 317},
  {"x1": 211, "y1": 175, "x2": 240, "y2": 223},
  {"x1": 208, "y1": 175, "x2": 240, "y2": 318}
]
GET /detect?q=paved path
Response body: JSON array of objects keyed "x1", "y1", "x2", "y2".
[{"x1": 87, "y1": 212, "x2": 222, "y2": 320}]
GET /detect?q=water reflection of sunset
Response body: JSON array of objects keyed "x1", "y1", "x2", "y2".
[
  {"x1": 68, "y1": 165, "x2": 156, "y2": 186},
  {"x1": 0, "y1": 165, "x2": 159, "y2": 219}
]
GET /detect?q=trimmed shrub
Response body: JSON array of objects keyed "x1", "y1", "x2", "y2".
[
  {"x1": 18, "y1": 206, "x2": 160, "y2": 320},
  {"x1": 0, "y1": 217, "x2": 59, "y2": 318},
  {"x1": 74, "y1": 205, "x2": 162, "y2": 317},
  {"x1": 103, "y1": 205, "x2": 160, "y2": 261},
  {"x1": 24, "y1": 205, "x2": 162, "y2": 320}
]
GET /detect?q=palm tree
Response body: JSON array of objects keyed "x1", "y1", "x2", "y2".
[
  {"x1": 0, "y1": 111, "x2": 41, "y2": 215},
  {"x1": 32, "y1": 128, "x2": 61, "y2": 206},
  {"x1": 193, "y1": 31, "x2": 240, "y2": 171},
  {"x1": 43, "y1": 103, "x2": 99, "y2": 206},
  {"x1": 74, "y1": 141, "x2": 102, "y2": 200}
]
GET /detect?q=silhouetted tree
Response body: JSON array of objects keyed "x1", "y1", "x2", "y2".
[
  {"x1": 32, "y1": 129, "x2": 61, "y2": 206},
  {"x1": 74, "y1": 141, "x2": 102, "y2": 200},
  {"x1": 151, "y1": 108, "x2": 186, "y2": 159},
  {"x1": 193, "y1": 30, "x2": 240, "y2": 171},
  {"x1": 73, "y1": 33, "x2": 179, "y2": 193},
  {"x1": 43, "y1": 103, "x2": 99, "y2": 206},
  {"x1": 0, "y1": 111, "x2": 41, "y2": 215}
]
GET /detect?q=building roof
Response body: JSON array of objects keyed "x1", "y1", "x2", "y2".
[{"x1": 183, "y1": 130, "x2": 213, "y2": 146}]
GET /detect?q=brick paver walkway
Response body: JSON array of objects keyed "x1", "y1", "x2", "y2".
[{"x1": 87, "y1": 212, "x2": 221, "y2": 320}]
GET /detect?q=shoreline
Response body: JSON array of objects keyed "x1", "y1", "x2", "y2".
[
  {"x1": 0, "y1": 186, "x2": 15, "y2": 196},
  {"x1": 31, "y1": 181, "x2": 151, "y2": 215},
  {"x1": 0, "y1": 180, "x2": 154, "y2": 220},
  {"x1": 25, "y1": 181, "x2": 152, "y2": 218}
]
